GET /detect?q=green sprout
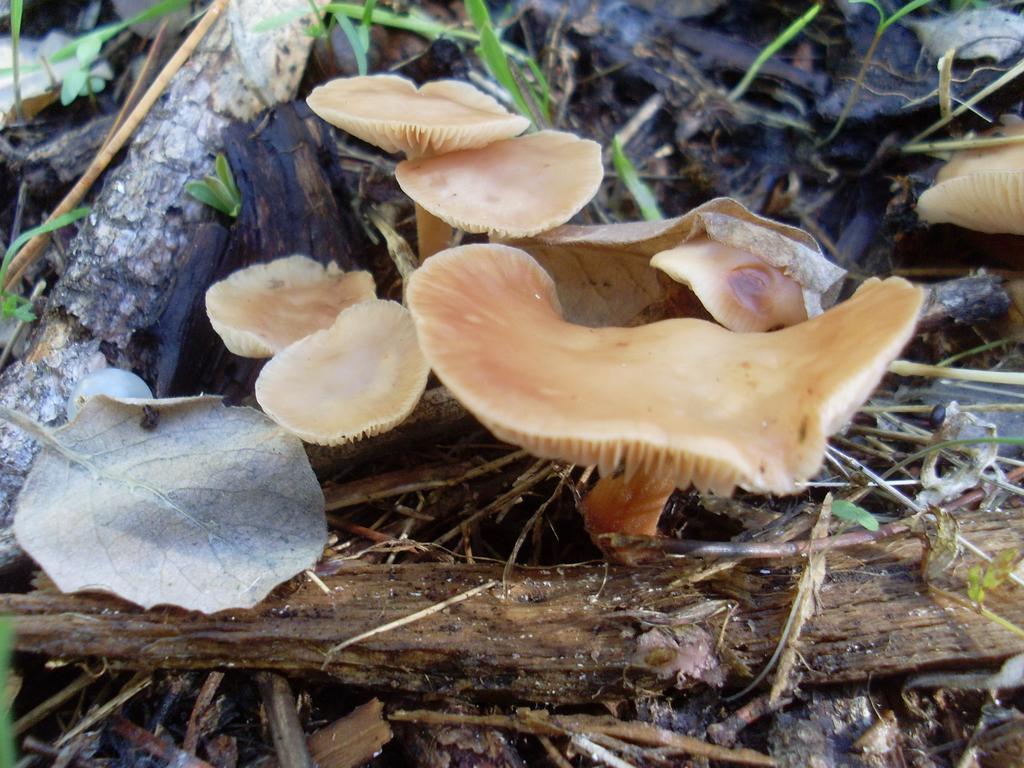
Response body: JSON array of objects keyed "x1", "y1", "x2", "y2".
[
  {"x1": 822, "y1": 0, "x2": 936, "y2": 143},
  {"x1": 1, "y1": 0, "x2": 191, "y2": 108},
  {"x1": 831, "y1": 499, "x2": 880, "y2": 531},
  {"x1": 185, "y1": 154, "x2": 242, "y2": 219},
  {"x1": 966, "y1": 548, "x2": 1024, "y2": 639},
  {"x1": 0, "y1": 207, "x2": 91, "y2": 322},
  {"x1": 463, "y1": 0, "x2": 550, "y2": 125},
  {"x1": 729, "y1": 3, "x2": 822, "y2": 102},
  {"x1": 611, "y1": 135, "x2": 663, "y2": 221}
]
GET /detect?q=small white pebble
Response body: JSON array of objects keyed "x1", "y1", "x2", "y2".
[{"x1": 67, "y1": 368, "x2": 153, "y2": 419}]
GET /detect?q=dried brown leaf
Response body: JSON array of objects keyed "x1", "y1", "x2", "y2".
[
  {"x1": 5, "y1": 396, "x2": 325, "y2": 613},
  {"x1": 509, "y1": 197, "x2": 844, "y2": 328}
]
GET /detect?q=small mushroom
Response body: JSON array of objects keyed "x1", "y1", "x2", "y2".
[
  {"x1": 306, "y1": 74, "x2": 530, "y2": 259},
  {"x1": 255, "y1": 300, "x2": 429, "y2": 445},
  {"x1": 650, "y1": 236, "x2": 807, "y2": 332},
  {"x1": 511, "y1": 197, "x2": 845, "y2": 328},
  {"x1": 205, "y1": 255, "x2": 375, "y2": 358},
  {"x1": 917, "y1": 120, "x2": 1024, "y2": 235},
  {"x1": 395, "y1": 130, "x2": 604, "y2": 241},
  {"x1": 407, "y1": 243, "x2": 923, "y2": 497}
]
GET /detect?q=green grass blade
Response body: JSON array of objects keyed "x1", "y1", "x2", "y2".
[
  {"x1": 883, "y1": 0, "x2": 935, "y2": 32},
  {"x1": 10, "y1": 0, "x2": 24, "y2": 122},
  {"x1": 358, "y1": 0, "x2": 377, "y2": 49},
  {"x1": 334, "y1": 13, "x2": 369, "y2": 75},
  {"x1": 0, "y1": 207, "x2": 90, "y2": 288},
  {"x1": 0, "y1": 618, "x2": 14, "y2": 768},
  {"x1": 611, "y1": 136, "x2": 663, "y2": 221},
  {"x1": 464, "y1": 0, "x2": 491, "y2": 32},
  {"x1": 729, "y1": 2, "x2": 821, "y2": 101},
  {"x1": 848, "y1": 0, "x2": 885, "y2": 26},
  {"x1": 48, "y1": 0, "x2": 190, "y2": 64}
]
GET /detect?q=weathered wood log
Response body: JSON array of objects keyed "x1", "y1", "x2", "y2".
[
  {"x1": 0, "y1": 0, "x2": 313, "y2": 535},
  {"x1": 153, "y1": 102, "x2": 369, "y2": 400},
  {"x1": 4, "y1": 508, "x2": 1023, "y2": 703}
]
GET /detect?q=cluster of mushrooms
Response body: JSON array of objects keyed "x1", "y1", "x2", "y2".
[{"x1": 205, "y1": 74, "x2": 929, "y2": 543}]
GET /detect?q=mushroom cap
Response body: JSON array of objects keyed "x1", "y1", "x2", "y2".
[
  {"x1": 407, "y1": 244, "x2": 924, "y2": 496},
  {"x1": 395, "y1": 131, "x2": 604, "y2": 238},
  {"x1": 650, "y1": 236, "x2": 807, "y2": 332},
  {"x1": 306, "y1": 74, "x2": 530, "y2": 158},
  {"x1": 206, "y1": 255, "x2": 376, "y2": 358},
  {"x1": 917, "y1": 122, "x2": 1024, "y2": 235},
  {"x1": 255, "y1": 300, "x2": 429, "y2": 446},
  {"x1": 509, "y1": 197, "x2": 844, "y2": 326}
]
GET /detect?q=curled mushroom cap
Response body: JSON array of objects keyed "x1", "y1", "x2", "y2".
[
  {"x1": 395, "y1": 131, "x2": 604, "y2": 239},
  {"x1": 306, "y1": 74, "x2": 530, "y2": 158},
  {"x1": 407, "y1": 244, "x2": 923, "y2": 496},
  {"x1": 917, "y1": 121, "x2": 1024, "y2": 235},
  {"x1": 255, "y1": 300, "x2": 429, "y2": 445},
  {"x1": 206, "y1": 255, "x2": 376, "y2": 358},
  {"x1": 510, "y1": 197, "x2": 845, "y2": 328},
  {"x1": 650, "y1": 236, "x2": 807, "y2": 332}
]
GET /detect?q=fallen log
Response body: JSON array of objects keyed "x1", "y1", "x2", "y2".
[{"x1": 4, "y1": 507, "x2": 1023, "y2": 703}]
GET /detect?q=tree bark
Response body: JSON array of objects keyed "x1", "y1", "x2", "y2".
[{"x1": 4, "y1": 507, "x2": 1023, "y2": 704}]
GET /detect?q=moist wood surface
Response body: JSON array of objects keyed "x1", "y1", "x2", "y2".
[{"x1": 4, "y1": 507, "x2": 1023, "y2": 703}]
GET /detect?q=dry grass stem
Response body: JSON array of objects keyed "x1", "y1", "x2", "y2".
[
  {"x1": 325, "y1": 579, "x2": 498, "y2": 657},
  {"x1": 890, "y1": 360, "x2": 1024, "y2": 386},
  {"x1": 2, "y1": 0, "x2": 231, "y2": 290}
]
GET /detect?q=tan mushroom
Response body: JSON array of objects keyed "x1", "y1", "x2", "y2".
[
  {"x1": 650, "y1": 236, "x2": 807, "y2": 332},
  {"x1": 205, "y1": 255, "x2": 375, "y2": 357},
  {"x1": 917, "y1": 120, "x2": 1024, "y2": 235},
  {"x1": 395, "y1": 130, "x2": 604, "y2": 241},
  {"x1": 407, "y1": 243, "x2": 923, "y2": 497},
  {"x1": 510, "y1": 197, "x2": 845, "y2": 328},
  {"x1": 255, "y1": 299, "x2": 429, "y2": 445},
  {"x1": 306, "y1": 74, "x2": 530, "y2": 259}
]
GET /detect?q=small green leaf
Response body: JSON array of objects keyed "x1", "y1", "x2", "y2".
[
  {"x1": 60, "y1": 68, "x2": 88, "y2": 105},
  {"x1": 967, "y1": 564, "x2": 984, "y2": 603},
  {"x1": 2, "y1": 293, "x2": 36, "y2": 322},
  {"x1": 75, "y1": 34, "x2": 102, "y2": 67},
  {"x1": 214, "y1": 153, "x2": 240, "y2": 199},
  {"x1": 185, "y1": 181, "x2": 234, "y2": 217},
  {"x1": 831, "y1": 499, "x2": 880, "y2": 531}
]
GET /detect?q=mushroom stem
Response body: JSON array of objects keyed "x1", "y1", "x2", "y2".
[
  {"x1": 415, "y1": 204, "x2": 453, "y2": 262},
  {"x1": 581, "y1": 470, "x2": 677, "y2": 539}
]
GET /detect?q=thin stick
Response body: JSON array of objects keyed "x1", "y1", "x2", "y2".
[
  {"x1": 325, "y1": 580, "x2": 498, "y2": 657},
  {"x1": 13, "y1": 671, "x2": 95, "y2": 735},
  {"x1": 904, "y1": 52, "x2": 1024, "y2": 147},
  {"x1": 389, "y1": 710, "x2": 777, "y2": 767},
  {"x1": 256, "y1": 672, "x2": 313, "y2": 768},
  {"x1": 2, "y1": 0, "x2": 231, "y2": 291},
  {"x1": 57, "y1": 672, "x2": 151, "y2": 747},
  {"x1": 889, "y1": 360, "x2": 1024, "y2": 387}
]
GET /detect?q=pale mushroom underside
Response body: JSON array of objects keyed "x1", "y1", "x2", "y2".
[{"x1": 407, "y1": 244, "x2": 924, "y2": 496}]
